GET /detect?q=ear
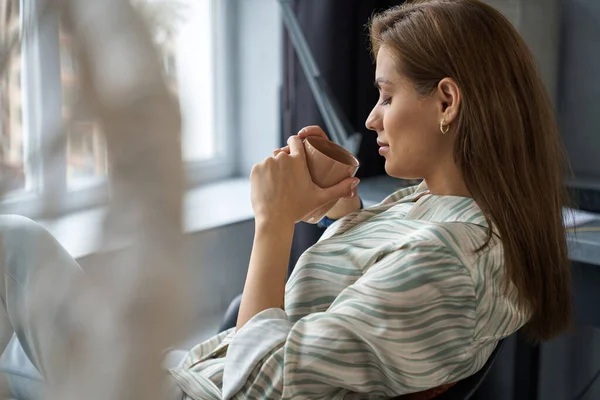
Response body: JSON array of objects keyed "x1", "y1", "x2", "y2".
[{"x1": 436, "y1": 77, "x2": 461, "y2": 124}]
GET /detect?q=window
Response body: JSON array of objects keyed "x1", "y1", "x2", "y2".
[
  {"x1": 0, "y1": 0, "x2": 27, "y2": 195},
  {"x1": 1, "y1": 0, "x2": 234, "y2": 217},
  {"x1": 59, "y1": 30, "x2": 108, "y2": 189},
  {"x1": 135, "y1": 0, "x2": 218, "y2": 163}
]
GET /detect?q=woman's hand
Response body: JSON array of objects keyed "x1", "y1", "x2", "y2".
[
  {"x1": 273, "y1": 125, "x2": 328, "y2": 156},
  {"x1": 241, "y1": 131, "x2": 358, "y2": 330},
  {"x1": 251, "y1": 135, "x2": 359, "y2": 227},
  {"x1": 273, "y1": 125, "x2": 328, "y2": 154},
  {"x1": 274, "y1": 126, "x2": 362, "y2": 219}
]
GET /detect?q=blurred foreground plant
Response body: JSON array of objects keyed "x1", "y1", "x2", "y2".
[{"x1": 0, "y1": 0, "x2": 192, "y2": 398}]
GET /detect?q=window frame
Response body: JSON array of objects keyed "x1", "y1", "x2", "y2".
[{"x1": 0, "y1": 0, "x2": 237, "y2": 218}]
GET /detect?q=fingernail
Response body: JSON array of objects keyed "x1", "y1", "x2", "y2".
[
  {"x1": 298, "y1": 128, "x2": 306, "y2": 135},
  {"x1": 351, "y1": 179, "x2": 360, "y2": 189}
]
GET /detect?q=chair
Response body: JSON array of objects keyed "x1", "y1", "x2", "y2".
[
  {"x1": 395, "y1": 339, "x2": 506, "y2": 400},
  {"x1": 433, "y1": 339, "x2": 505, "y2": 399},
  {"x1": 219, "y1": 295, "x2": 506, "y2": 400}
]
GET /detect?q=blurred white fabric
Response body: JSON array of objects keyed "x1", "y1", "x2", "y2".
[{"x1": 0, "y1": 0, "x2": 192, "y2": 399}]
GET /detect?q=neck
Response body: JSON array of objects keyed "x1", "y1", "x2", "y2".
[{"x1": 424, "y1": 163, "x2": 471, "y2": 198}]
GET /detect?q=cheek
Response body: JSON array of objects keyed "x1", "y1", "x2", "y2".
[
  {"x1": 382, "y1": 104, "x2": 441, "y2": 177},
  {"x1": 384, "y1": 103, "x2": 427, "y2": 147}
]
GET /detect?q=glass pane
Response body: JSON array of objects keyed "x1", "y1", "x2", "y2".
[
  {"x1": 60, "y1": 30, "x2": 108, "y2": 188},
  {"x1": 137, "y1": 0, "x2": 216, "y2": 161},
  {"x1": 176, "y1": 0, "x2": 215, "y2": 161},
  {"x1": 0, "y1": 1, "x2": 27, "y2": 193},
  {"x1": 66, "y1": 121, "x2": 107, "y2": 184}
]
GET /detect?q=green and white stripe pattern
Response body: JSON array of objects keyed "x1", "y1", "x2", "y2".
[{"x1": 171, "y1": 183, "x2": 529, "y2": 399}]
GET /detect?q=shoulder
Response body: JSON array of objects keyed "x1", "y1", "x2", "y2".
[
  {"x1": 363, "y1": 221, "x2": 502, "y2": 305},
  {"x1": 403, "y1": 222, "x2": 526, "y2": 341},
  {"x1": 364, "y1": 222, "x2": 479, "y2": 285},
  {"x1": 389, "y1": 221, "x2": 505, "y2": 299},
  {"x1": 421, "y1": 221, "x2": 499, "y2": 260},
  {"x1": 386, "y1": 219, "x2": 498, "y2": 259}
]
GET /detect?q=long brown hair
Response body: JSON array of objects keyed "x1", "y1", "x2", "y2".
[{"x1": 369, "y1": 0, "x2": 573, "y2": 341}]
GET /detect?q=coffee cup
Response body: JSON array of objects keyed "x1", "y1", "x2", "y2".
[{"x1": 302, "y1": 136, "x2": 360, "y2": 224}]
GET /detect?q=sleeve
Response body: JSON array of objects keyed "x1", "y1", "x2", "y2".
[
  {"x1": 317, "y1": 198, "x2": 364, "y2": 229},
  {"x1": 222, "y1": 244, "x2": 479, "y2": 400}
]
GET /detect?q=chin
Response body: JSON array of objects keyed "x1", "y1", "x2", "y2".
[{"x1": 384, "y1": 161, "x2": 420, "y2": 181}]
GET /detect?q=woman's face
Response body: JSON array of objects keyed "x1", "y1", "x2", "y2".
[{"x1": 365, "y1": 46, "x2": 454, "y2": 180}]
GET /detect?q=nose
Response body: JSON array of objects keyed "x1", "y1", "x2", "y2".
[{"x1": 365, "y1": 106, "x2": 382, "y2": 132}]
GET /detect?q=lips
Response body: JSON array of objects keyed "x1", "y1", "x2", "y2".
[{"x1": 377, "y1": 139, "x2": 390, "y2": 156}]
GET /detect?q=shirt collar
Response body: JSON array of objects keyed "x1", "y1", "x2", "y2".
[{"x1": 390, "y1": 182, "x2": 489, "y2": 228}]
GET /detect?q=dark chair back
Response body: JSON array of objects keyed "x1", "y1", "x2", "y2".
[
  {"x1": 391, "y1": 339, "x2": 506, "y2": 400},
  {"x1": 219, "y1": 293, "x2": 243, "y2": 332},
  {"x1": 434, "y1": 339, "x2": 505, "y2": 400}
]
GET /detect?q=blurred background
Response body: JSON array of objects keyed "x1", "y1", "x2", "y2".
[{"x1": 0, "y1": 0, "x2": 599, "y2": 399}]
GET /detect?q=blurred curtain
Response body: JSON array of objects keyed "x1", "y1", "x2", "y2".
[{"x1": 280, "y1": 0, "x2": 405, "y2": 276}]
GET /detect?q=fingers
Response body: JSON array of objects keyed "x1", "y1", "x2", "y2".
[
  {"x1": 344, "y1": 187, "x2": 358, "y2": 199},
  {"x1": 321, "y1": 177, "x2": 360, "y2": 203},
  {"x1": 298, "y1": 126, "x2": 328, "y2": 140},
  {"x1": 273, "y1": 146, "x2": 290, "y2": 157},
  {"x1": 274, "y1": 150, "x2": 287, "y2": 159},
  {"x1": 273, "y1": 127, "x2": 329, "y2": 156},
  {"x1": 287, "y1": 135, "x2": 305, "y2": 156}
]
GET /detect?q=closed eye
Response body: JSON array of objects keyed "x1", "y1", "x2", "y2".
[{"x1": 380, "y1": 97, "x2": 391, "y2": 106}]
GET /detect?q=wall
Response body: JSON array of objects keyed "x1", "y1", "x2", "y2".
[
  {"x1": 557, "y1": 0, "x2": 600, "y2": 185},
  {"x1": 182, "y1": 220, "x2": 255, "y2": 345},
  {"x1": 485, "y1": 0, "x2": 561, "y2": 104}
]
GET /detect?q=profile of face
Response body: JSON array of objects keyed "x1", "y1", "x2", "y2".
[{"x1": 365, "y1": 46, "x2": 460, "y2": 181}]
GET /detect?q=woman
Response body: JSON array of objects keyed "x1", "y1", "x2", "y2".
[
  {"x1": 170, "y1": 0, "x2": 573, "y2": 398},
  {"x1": 0, "y1": 0, "x2": 573, "y2": 399}
]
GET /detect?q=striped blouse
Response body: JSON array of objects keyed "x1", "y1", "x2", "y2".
[{"x1": 170, "y1": 182, "x2": 529, "y2": 399}]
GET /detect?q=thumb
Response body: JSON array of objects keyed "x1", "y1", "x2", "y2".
[{"x1": 320, "y1": 178, "x2": 360, "y2": 202}]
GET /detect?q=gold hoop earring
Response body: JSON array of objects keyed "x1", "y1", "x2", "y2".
[{"x1": 440, "y1": 118, "x2": 450, "y2": 134}]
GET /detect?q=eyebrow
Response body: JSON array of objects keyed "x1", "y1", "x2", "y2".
[{"x1": 374, "y1": 77, "x2": 393, "y2": 89}]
